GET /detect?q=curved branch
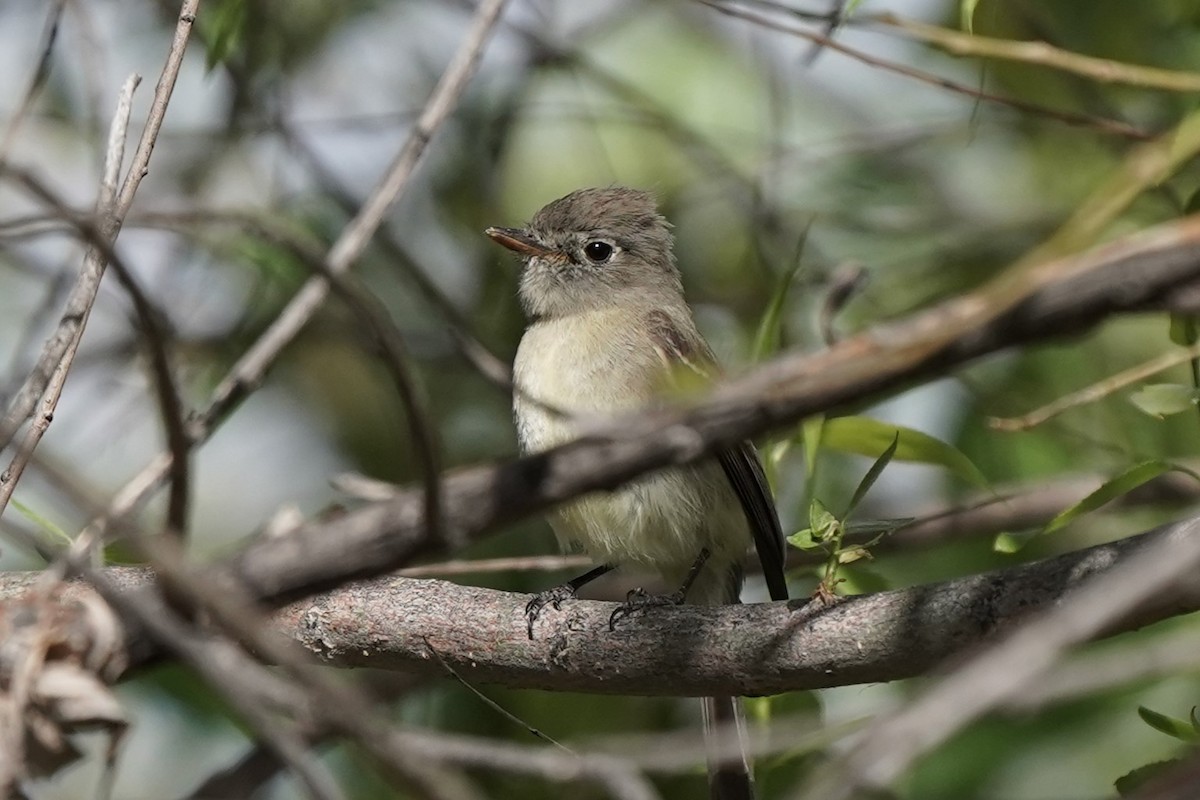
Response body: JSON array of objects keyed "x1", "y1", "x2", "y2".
[
  {"x1": 226, "y1": 214, "x2": 1200, "y2": 605},
  {"x1": 4, "y1": 517, "x2": 1196, "y2": 697}
]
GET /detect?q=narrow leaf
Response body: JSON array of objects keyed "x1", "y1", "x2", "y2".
[
  {"x1": 960, "y1": 0, "x2": 981, "y2": 33},
  {"x1": 1170, "y1": 314, "x2": 1200, "y2": 346},
  {"x1": 1138, "y1": 706, "x2": 1200, "y2": 743},
  {"x1": 1044, "y1": 461, "x2": 1176, "y2": 535},
  {"x1": 823, "y1": 416, "x2": 987, "y2": 487},
  {"x1": 844, "y1": 432, "x2": 898, "y2": 517},
  {"x1": 751, "y1": 222, "x2": 811, "y2": 362},
  {"x1": 10, "y1": 497, "x2": 72, "y2": 547}
]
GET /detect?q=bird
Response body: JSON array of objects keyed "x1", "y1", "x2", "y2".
[{"x1": 486, "y1": 186, "x2": 788, "y2": 800}]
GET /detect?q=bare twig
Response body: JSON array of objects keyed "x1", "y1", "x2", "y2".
[
  {"x1": 3, "y1": 166, "x2": 192, "y2": 538},
  {"x1": 1007, "y1": 627, "x2": 1200, "y2": 711},
  {"x1": 794, "y1": 517, "x2": 1200, "y2": 800},
  {"x1": 214, "y1": 213, "x2": 1200, "y2": 606},
  {"x1": 874, "y1": 13, "x2": 1200, "y2": 93},
  {"x1": 0, "y1": 0, "x2": 198, "y2": 451},
  {"x1": 698, "y1": 0, "x2": 1151, "y2": 140},
  {"x1": 84, "y1": 0, "x2": 511, "y2": 546},
  {"x1": 989, "y1": 341, "x2": 1200, "y2": 431},
  {"x1": 0, "y1": 0, "x2": 65, "y2": 161},
  {"x1": 79, "y1": 567, "x2": 347, "y2": 800},
  {"x1": 0, "y1": 74, "x2": 140, "y2": 521},
  {"x1": 124, "y1": 536, "x2": 484, "y2": 800}
]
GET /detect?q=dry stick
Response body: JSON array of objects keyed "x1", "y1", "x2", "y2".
[
  {"x1": 0, "y1": 0, "x2": 65, "y2": 160},
  {"x1": 873, "y1": 14, "x2": 1200, "y2": 93},
  {"x1": 211, "y1": 207, "x2": 1200, "y2": 609},
  {"x1": 989, "y1": 341, "x2": 1200, "y2": 431},
  {"x1": 0, "y1": 75, "x2": 139, "y2": 521},
  {"x1": 0, "y1": 0, "x2": 198, "y2": 452},
  {"x1": 79, "y1": 567, "x2": 348, "y2": 800},
  {"x1": 4, "y1": 167, "x2": 192, "y2": 538},
  {"x1": 1008, "y1": 627, "x2": 1200, "y2": 711},
  {"x1": 86, "y1": 0, "x2": 512, "y2": 546},
  {"x1": 698, "y1": 0, "x2": 1151, "y2": 140},
  {"x1": 121, "y1": 538, "x2": 497, "y2": 800},
  {"x1": 793, "y1": 517, "x2": 1200, "y2": 800},
  {"x1": 183, "y1": 671, "x2": 430, "y2": 800}
]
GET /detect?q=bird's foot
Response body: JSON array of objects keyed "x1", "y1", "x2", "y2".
[
  {"x1": 524, "y1": 584, "x2": 579, "y2": 640},
  {"x1": 608, "y1": 587, "x2": 686, "y2": 630}
]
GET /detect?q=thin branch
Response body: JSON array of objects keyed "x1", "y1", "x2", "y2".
[
  {"x1": 698, "y1": 0, "x2": 1151, "y2": 140},
  {"x1": 989, "y1": 341, "x2": 1200, "y2": 431},
  {"x1": 78, "y1": 567, "x2": 347, "y2": 800},
  {"x1": 1007, "y1": 627, "x2": 1200, "y2": 711},
  {"x1": 0, "y1": 74, "x2": 140, "y2": 522},
  {"x1": 794, "y1": 517, "x2": 1200, "y2": 800},
  {"x1": 82, "y1": 0, "x2": 511, "y2": 546},
  {"x1": 219, "y1": 214, "x2": 1200, "y2": 606},
  {"x1": 0, "y1": 0, "x2": 65, "y2": 161},
  {"x1": 0, "y1": 0, "x2": 197, "y2": 451},
  {"x1": 2, "y1": 165, "x2": 192, "y2": 539},
  {"x1": 873, "y1": 13, "x2": 1200, "y2": 94},
  {"x1": 124, "y1": 535, "x2": 484, "y2": 800}
]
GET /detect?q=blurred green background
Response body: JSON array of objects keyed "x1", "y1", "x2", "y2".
[{"x1": 2, "y1": 0, "x2": 1200, "y2": 798}]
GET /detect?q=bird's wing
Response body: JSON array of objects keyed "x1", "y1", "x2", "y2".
[{"x1": 646, "y1": 310, "x2": 789, "y2": 602}]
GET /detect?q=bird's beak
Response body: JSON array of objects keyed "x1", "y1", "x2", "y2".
[{"x1": 485, "y1": 226, "x2": 552, "y2": 258}]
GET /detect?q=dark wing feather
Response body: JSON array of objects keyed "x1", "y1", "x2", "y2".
[
  {"x1": 647, "y1": 310, "x2": 790, "y2": 602},
  {"x1": 718, "y1": 444, "x2": 788, "y2": 601}
]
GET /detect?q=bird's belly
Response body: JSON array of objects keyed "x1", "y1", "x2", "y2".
[
  {"x1": 513, "y1": 314, "x2": 751, "y2": 597},
  {"x1": 552, "y1": 464, "x2": 748, "y2": 572}
]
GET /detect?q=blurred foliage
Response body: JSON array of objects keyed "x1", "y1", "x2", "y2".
[{"x1": 4, "y1": 0, "x2": 1200, "y2": 798}]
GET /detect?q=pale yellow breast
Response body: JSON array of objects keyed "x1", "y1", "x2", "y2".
[{"x1": 513, "y1": 309, "x2": 660, "y2": 453}]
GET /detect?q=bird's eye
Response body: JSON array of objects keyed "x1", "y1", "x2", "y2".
[{"x1": 583, "y1": 241, "x2": 614, "y2": 263}]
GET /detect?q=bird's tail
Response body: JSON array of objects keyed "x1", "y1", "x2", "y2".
[
  {"x1": 689, "y1": 562, "x2": 755, "y2": 798},
  {"x1": 701, "y1": 694, "x2": 755, "y2": 800}
]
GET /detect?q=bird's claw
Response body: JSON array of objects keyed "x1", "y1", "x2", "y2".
[
  {"x1": 524, "y1": 584, "x2": 579, "y2": 639},
  {"x1": 608, "y1": 587, "x2": 686, "y2": 630}
]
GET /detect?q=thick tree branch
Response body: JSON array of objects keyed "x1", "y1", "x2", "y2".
[
  {"x1": 225, "y1": 215, "x2": 1200, "y2": 606},
  {"x1": 3, "y1": 516, "x2": 1196, "y2": 697}
]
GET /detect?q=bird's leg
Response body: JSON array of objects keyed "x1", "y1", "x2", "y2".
[
  {"x1": 525, "y1": 563, "x2": 615, "y2": 639},
  {"x1": 609, "y1": 548, "x2": 711, "y2": 630}
]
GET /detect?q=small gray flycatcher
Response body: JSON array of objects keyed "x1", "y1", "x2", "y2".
[{"x1": 487, "y1": 186, "x2": 789, "y2": 800}]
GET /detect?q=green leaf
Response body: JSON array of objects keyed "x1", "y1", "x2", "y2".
[
  {"x1": 993, "y1": 530, "x2": 1036, "y2": 554},
  {"x1": 1130, "y1": 383, "x2": 1198, "y2": 418},
  {"x1": 836, "y1": 546, "x2": 872, "y2": 565},
  {"x1": 822, "y1": 416, "x2": 988, "y2": 487},
  {"x1": 788, "y1": 528, "x2": 820, "y2": 550},
  {"x1": 960, "y1": 0, "x2": 982, "y2": 33},
  {"x1": 203, "y1": 0, "x2": 248, "y2": 72},
  {"x1": 844, "y1": 431, "x2": 898, "y2": 518},
  {"x1": 1138, "y1": 706, "x2": 1200, "y2": 743},
  {"x1": 750, "y1": 222, "x2": 810, "y2": 362},
  {"x1": 808, "y1": 498, "x2": 841, "y2": 542},
  {"x1": 802, "y1": 416, "x2": 825, "y2": 477},
  {"x1": 1043, "y1": 461, "x2": 1178, "y2": 535},
  {"x1": 1170, "y1": 314, "x2": 1200, "y2": 346},
  {"x1": 10, "y1": 497, "x2": 72, "y2": 548}
]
